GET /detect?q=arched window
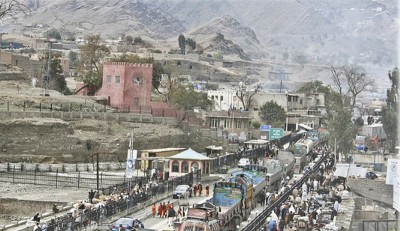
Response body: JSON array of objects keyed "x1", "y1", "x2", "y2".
[
  {"x1": 172, "y1": 160, "x2": 179, "y2": 172},
  {"x1": 191, "y1": 162, "x2": 199, "y2": 172},
  {"x1": 182, "y1": 161, "x2": 189, "y2": 173}
]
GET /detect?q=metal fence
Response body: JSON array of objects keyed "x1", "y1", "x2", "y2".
[
  {"x1": 351, "y1": 220, "x2": 398, "y2": 231},
  {"x1": 0, "y1": 168, "x2": 146, "y2": 192},
  {"x1": 19, "y1": 171, "x2": 199, "y2": 231},
  {"x1": 209, "y1": 147, "x2": 268, "y2": 174},
  {"x1": 242, "y1": 148, "x2": 329, "y2": 231}
]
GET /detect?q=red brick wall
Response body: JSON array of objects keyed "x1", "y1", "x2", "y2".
[
  {"x1": 75, "y1": 82, "x2": 88, "y2": 96},
  {"x1": 97, "y1": 62, "x2": 153, "y2": 109}
]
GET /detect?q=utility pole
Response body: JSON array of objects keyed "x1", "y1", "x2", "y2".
[
  {"x1": 43, "y1": 40, "x2": 55, "y2": 96},
  {"x1": 127, "y1": 126, "x2": 139, "y2": 179},
  {"x1": 96, "y1": 152, "x2": 99, "y2": 191}
]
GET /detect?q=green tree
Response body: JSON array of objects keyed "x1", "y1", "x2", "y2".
[
  {"x1": 259, "y1": 100, "x2": 286, "y2": 127},
  {"x1": 186, "y1": 38, "x2": 196, "y2": 51},
  {"x1": 68, "y1": 50, "x2": 79, "y2": 68},
  {"x1": 47, "y1": 28, "x2": 61, "y2": 40},
  {"x1": 125, "y1": 35, "x2": 133, "y2": 45},
  {"x1": 382, "y1": 68, "x2": 399, "y2": 153},
  {"x1": 178, "y1": 34, "x2": 186, "y2": 54},
  {"x1": 328, "y1": 109, "x2": 358, "y2": 156},
  {"x1": 77, "y1": 34, "x2": 110, "y2": 95},
  {"x1": 297, "y1": 80, "x2": 354, "y2": 155},
  {"x1": 42, "y1": 51, "x2": 67, "y2": 92},
  {"x1": 109, "y1": 53, "x2": 164, "y2": 90},
  {"x1": 133, "y1": 36, "x2": 143, "y2": 44},
  {"x1": 170, "y1": 84, "x2": 213, "y2": 125}
]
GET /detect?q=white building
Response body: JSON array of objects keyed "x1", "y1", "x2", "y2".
[{"x1": 208, "y1": 90, "x2": 241, "y2": 111}]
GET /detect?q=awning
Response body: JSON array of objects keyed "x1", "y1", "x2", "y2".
[{"x1": 298, "y1": 124, "x2": 313, "y2": 131}]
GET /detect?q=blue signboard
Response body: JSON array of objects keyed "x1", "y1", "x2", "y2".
[{"x1": 260, "y1": 124, "x2": 271, "y2": 132}]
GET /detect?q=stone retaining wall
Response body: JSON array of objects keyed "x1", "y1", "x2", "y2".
[{"x1": 347, "y1": 178, "x2": 393, "y2": 205}]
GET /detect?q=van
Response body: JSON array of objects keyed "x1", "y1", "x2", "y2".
[{"x1": 238, "y1": 158, "x2": 250, "y2": 168}]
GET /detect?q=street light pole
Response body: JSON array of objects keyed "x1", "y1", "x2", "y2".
[{"x1": 96, "y1": 152, "x2": 99, "y2": 191}]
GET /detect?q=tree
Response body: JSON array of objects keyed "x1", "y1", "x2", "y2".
[
  {"x1": 178, "y1": 34, "x2": 186, "y2": 54},
  {"x1": 0, "y1": 0, "x2": 27, "y2": 19},
  {"x1": 296, "y1": 80, "x2": 354, "y2": 155},
  {"x1": 259, "y1": 100, "x2": 286, "y2": 127},
  {"x1": 155, "y1": 61, "x2": 180, "y2": 103},
  {"x1": 133, "y1": 36, "x2": 142, "y2": 44},
  {"x1": 186, "y1": 38, "x2": 196, "y2": 51},
  {"x1": 344, "y1": 65, "x2": 373, "y2": 109},
  {"x1": 382, "y1": 68, "x2": 399, "y2": 152},
  {"x1": 125, "y1": 35, "x2": 133, "y2": 45},
  {"x1": 170, "y1": 84, "x2": 213, "y2": 126},
  {"x1": 236, "y1": 83, "x2": 261, "y2": 111},
  {"x1": 328, "y1": 109, "x2": 358, "y2": 156},
  {"x1": 41, "y1": 51, "x2": 67, "y2": 93},
  {"x1": 76, "y1": 34, "x2": 110, "y2": 95},
  {"x1": 329, "y1": 65, "x2": 373, "y2": 109},
  {"x1": 47, "y1": 28, "x2": 61, "y2": 40},
  {"x1": 68, "y1": 50, "x2": 79, "y2": 68}
]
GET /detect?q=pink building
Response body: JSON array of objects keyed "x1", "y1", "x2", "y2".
[{"x1": 97, "y1": 62, "x2": 153, "y2": 110}]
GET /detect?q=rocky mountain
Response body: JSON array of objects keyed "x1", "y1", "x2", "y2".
[
  {"x1": 204, "y1": 33, "x2": 250, "y2": 61},
  {"x1": 187, "y1": 15, "x2": 265, "y2": 59},
  {"x1": 0, "y1": 0, "x2": 398, "y2": 87}
]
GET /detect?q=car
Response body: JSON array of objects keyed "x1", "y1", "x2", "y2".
[
  {"x1": 172, "y1": 185, "x2": 192, "y2": 199},
  {"x1": 112, "y1": 218, "x2": 144, "y2": 231},
  {"x1": 366, "y1": 171, "x2": 378, "y2": 179},
  {"x1": 238, "y1": 158, "x2": 250, "y2": 168}
]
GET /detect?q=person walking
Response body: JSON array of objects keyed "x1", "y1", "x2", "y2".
[
  {"x1": 157, "y1": 203, "x2": 163, "y2": 218},
  {"x1": 151, "y1": 203, "x2": 156, "y2": 218},
  {"x1": 162, "y1": 202, "x2": 167, "y2": 218},
  {"x1": 205, "y1": 184, "x2": 210, "y2": 197},
  {"x1": 198, "y1": 183, "x2": 203, "y2": 196},
  {"x1": 193, "y1": 184, "x2": 198, "y2": 197}
]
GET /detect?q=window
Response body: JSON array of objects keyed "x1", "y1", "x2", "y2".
[
  {"x1": 172, "y1": 161, "x2": 179, "y2": 172},
  {"x1": 106, "y1": 75, "x2": 112, "y2": 83},
  {"x1": 133, "y1": 76, "x2": 143, "y2": 85},
  {"x1": 211, "y1": 96, "x2": 214, "y2": 100},
  {"x1": 220, "y1": 96, "x2": 223, "y2": 101},
  {"x1": 210, "y1": 118, "x2": 219, "y2": 128},
  {"x1": 115, "y1": 76, "x2": 120, "y2": 84},
  {"x1": 235, "y1": 120, "x2": 241, "y2": 129},
  {"x1": 182, "y1": 161, "x2": 189, "y2": 173},
  {"x1": 134, "y1": 98, "x2": 139, "y2": 106},
  {"x1": 300, "y1": 99, "x2": 303, "y2": 104}
]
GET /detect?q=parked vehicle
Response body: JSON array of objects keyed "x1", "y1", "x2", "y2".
[
  {"x1": 112, "y1": 218, "x2": 144, "y2": 231},
  {"x1": 172, "y1": 185, "x2": 192, "y2": 199},
  {"x1": 238, "y1": 158, "x2": 250, "y2": 168},
  {"x1": 366, "y1": 172, "x2": 378, "y2": 179}
]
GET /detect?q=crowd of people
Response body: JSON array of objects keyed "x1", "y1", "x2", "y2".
[
  {"x1": 28, "y1": 174, "x2": 194, "y2": 231},
  {"x1": 261, "y1": 145, "x2": 348, "y2": 231}
]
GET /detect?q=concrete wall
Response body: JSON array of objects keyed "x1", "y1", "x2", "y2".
[
  {"x1": 0, "y1": 162, "x2": 125, "y2": 173},
  {"x1": 347, "y1": 178, "x2": 393, "y2": 205},
  {"x1": 0, "y1": 111, "x2": 174, "y2": 125},
  {"x1": 0, "y1": 198, "x2": 68, "y2": 216}
]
